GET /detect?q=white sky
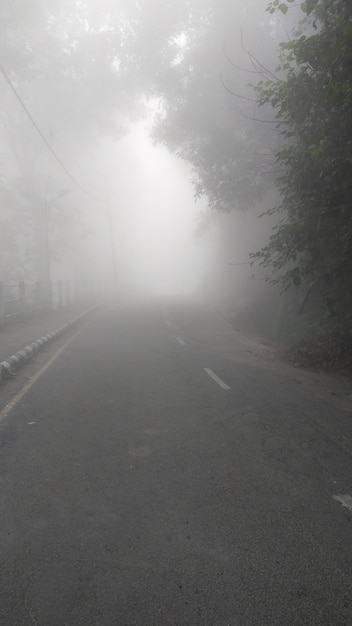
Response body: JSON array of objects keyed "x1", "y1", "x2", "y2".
[{"x1": 98, "y1": 124, "x2": 209, "y2": 298}]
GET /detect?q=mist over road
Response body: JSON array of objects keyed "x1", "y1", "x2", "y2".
[{"x1": 0, "y1": 302, "x2": 352, "y2": 625}]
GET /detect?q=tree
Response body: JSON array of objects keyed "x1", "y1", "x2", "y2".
[
  {"x1": 0, "y1": 0, "x2": 142, "y2": 282},
  {"x1": 148, "y1": 0, "x2": 280, "y2": 212},
  {"x1": 106, "y1": 0, "x2": 281, "y2": 212},
  {"x1": 252, "y1": 0, "x2": 352, "y2": 326}
]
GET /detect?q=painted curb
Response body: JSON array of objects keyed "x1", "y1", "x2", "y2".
[{"x1": 0, "y1": 307, "x2": 98, "y2": 382}]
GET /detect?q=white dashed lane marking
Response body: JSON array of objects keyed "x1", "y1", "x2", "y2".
[
  {"x1": 176, "y1": 337, "x2": 186, "y2": 346},
  {"x1": 203, "y1": 368, "x2": 230, "y2": 391},
  {"x1": 333, "y1": 494, "x2": 352, "y2": 513}
]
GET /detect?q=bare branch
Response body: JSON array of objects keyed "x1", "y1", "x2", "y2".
[
  {"x1": 280, "y1": 18, "x2": 292, "y2": 42},
  {"x1": 240, "y1": 27, "x2": 283, "y2": 83},
  {"x1": 299, "y1": 278, "x2": 321, "y2": 313},
  {"x1": 227, "y1": 261, "x2": 251, "y2": 266},
  {"x1": 219, "y1": 72, "x2": 258, "y2": 103},
  {"x1": 239, "y1": 107, "x2": 286, "y2": 125},
  {"x1": 223, "y1": 41, "x2": 261, "y2": 75}
]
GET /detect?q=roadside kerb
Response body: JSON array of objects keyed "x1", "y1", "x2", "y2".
[{"x1": 0, "y1": 306, "x2": 98, "y2": 382}]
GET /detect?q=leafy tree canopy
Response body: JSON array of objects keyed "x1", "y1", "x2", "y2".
[
  {"x1": 139, "y1": 0, "x2": 280, "y2": 211},
  {"x1": 252, "y1": 0, "x2": 352, "y2": 324}
]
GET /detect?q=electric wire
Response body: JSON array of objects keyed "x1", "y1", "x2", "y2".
[{"x1": 0, "y1": 64, "x2": 102, "y2": 202}]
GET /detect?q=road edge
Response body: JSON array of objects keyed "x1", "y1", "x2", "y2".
[{"x1": 0, "y1": 305, "x2": 100, "y2": 383}]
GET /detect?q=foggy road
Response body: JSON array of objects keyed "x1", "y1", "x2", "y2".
[{"x1": 1, "y1": 302, "x2": 352, "y2": 625}]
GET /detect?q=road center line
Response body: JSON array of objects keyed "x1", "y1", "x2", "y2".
[
  {"x1": 176, "y1": 337, "x2": 186, "y2": 346},
  {"x1": 333, "y1": 494, "x2": 352, "y2": 512},
  {"x1": 203, "y1": 368, "x2": 230, "y2": 390}
]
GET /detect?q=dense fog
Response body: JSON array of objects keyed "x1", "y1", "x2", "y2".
[
  {"x1": 2, "y1": 0, "x2": 348, "y2": 353},
  {"x1": 1, "y1": 4, "x2": 272, "y2": 300},
  {"x1": 3, "y1": 3, "x2": 352, "y2": 622}
]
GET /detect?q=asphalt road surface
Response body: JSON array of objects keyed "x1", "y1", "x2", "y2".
[{"x1": 1, "y1": 302, "x2": 352, "y2": 625}]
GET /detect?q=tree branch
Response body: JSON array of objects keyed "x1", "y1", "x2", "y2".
[
  {"x1": 239, "y1": 107, "x2": 286, "y2": 125},
  {"x1": 240, "y1": 27, "x2": 283, "y2": 83},
  {"x1": 219, "y1": 72, "x2": 258, "y2": 103},
  {"x1": 222, "y1": 41, "x2": 261, "y2": 75},
  {"x1": 299, "y1": 278, "x2": 321, "y2": 313}
]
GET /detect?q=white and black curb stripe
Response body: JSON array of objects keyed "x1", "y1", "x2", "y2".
[{"x1": 0, "y1": 308, "x2": 96, "y2": 382}]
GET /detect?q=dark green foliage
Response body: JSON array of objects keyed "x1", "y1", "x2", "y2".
[
  {"x1": 252, "y1": 0, "x2": 352, "y2": 325},
  {"x1": 128, "y1": 0, "x2": 279, "y2": 212}
]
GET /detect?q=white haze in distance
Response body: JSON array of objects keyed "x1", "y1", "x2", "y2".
[{"x1": 101, "y1": 125, "x2": 209, "y2": 300}]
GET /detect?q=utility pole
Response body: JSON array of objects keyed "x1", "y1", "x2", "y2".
[
  {"x1": 40, "y1": 188, "x2": 71, "y2": 309},
  {"x1": 42, "y1": 200, "x2": 52, "y2": 309},
  {"x1": 104, "y1": 178, "x2": 119, "y2": 296}
]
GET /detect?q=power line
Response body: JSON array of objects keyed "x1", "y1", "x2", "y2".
[{"x1": 0, "y1": 64, "x2": 101, "y2": 202}]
